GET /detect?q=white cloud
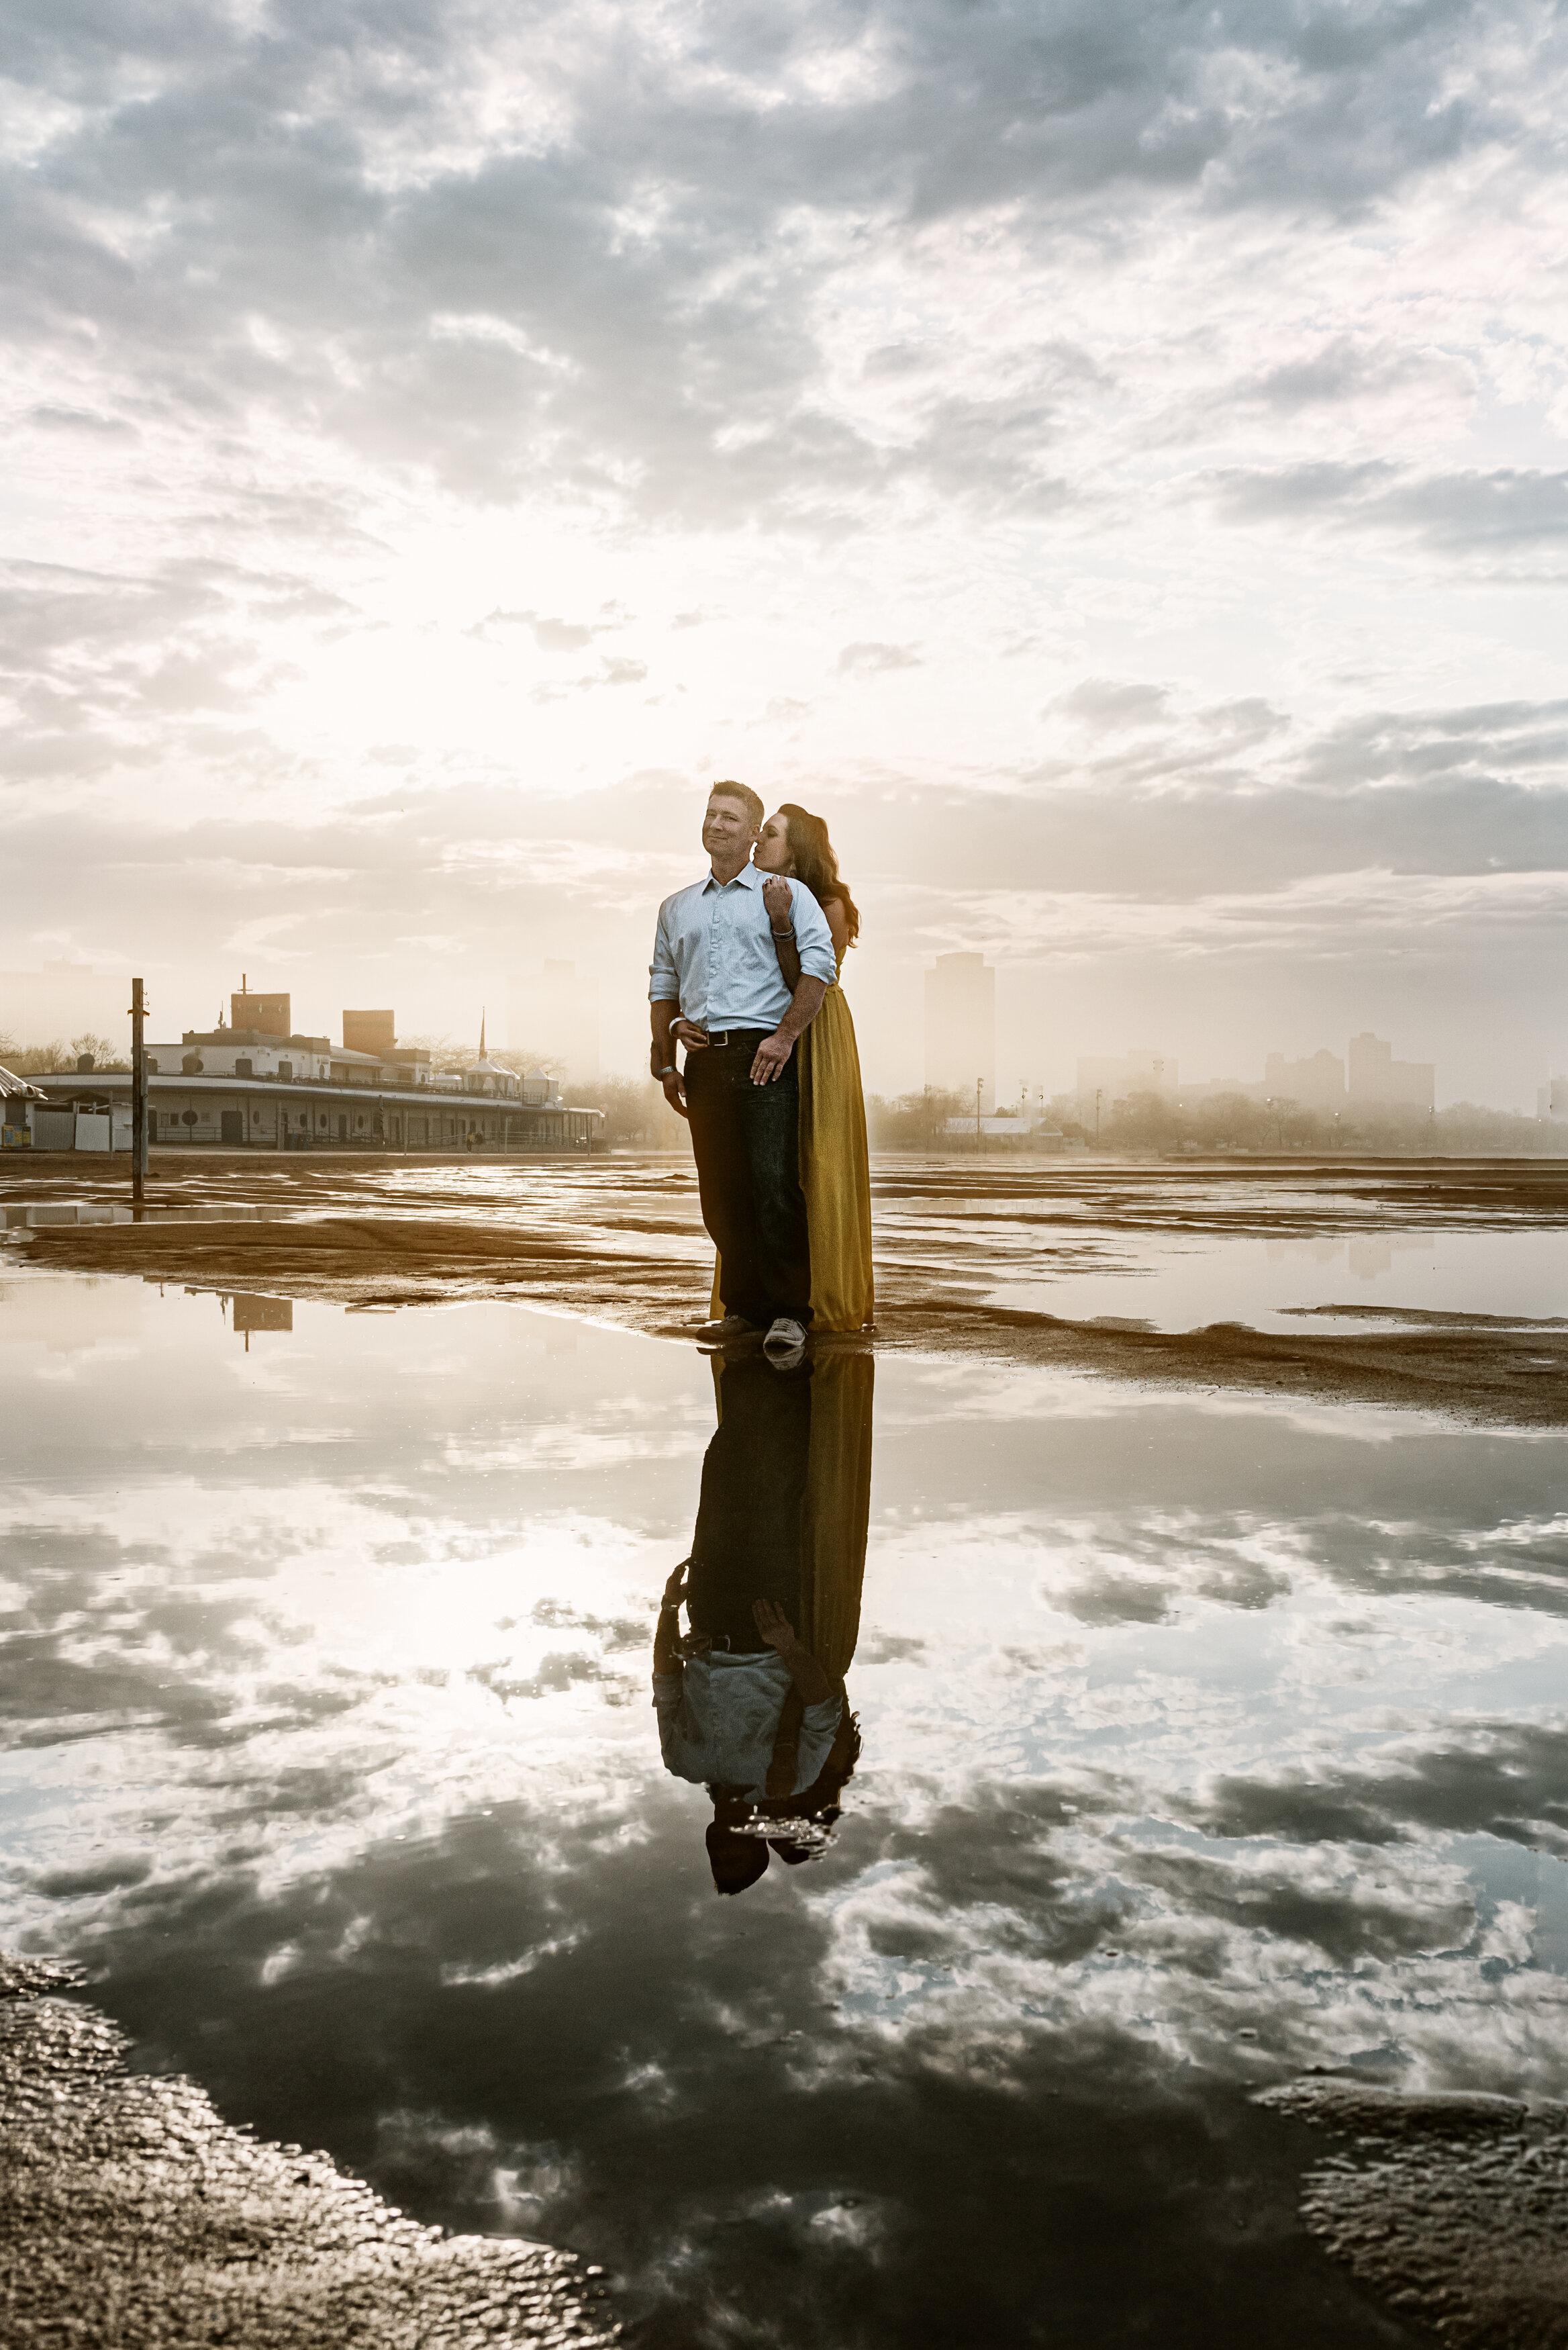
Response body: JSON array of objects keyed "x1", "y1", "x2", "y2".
[{"x1": 3, "y1": 0, "x2": 1568, "y2": 1092}]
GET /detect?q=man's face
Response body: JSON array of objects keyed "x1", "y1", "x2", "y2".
[{"x1": 702, "y1": 792, "x2": 756, "y2": 865}]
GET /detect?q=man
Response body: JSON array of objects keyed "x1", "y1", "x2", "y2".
[
  {"x1": 649, "y1": 780, "x2": 836, "y2": 1356},
  {"x1": 652, "y1": 1353, "x2": 848, "y2": 1895}
]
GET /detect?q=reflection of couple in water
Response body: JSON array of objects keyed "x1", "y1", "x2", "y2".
[
  {"x1": 648, "y1": 780, "x2": 875, "y2": 1887},
  {"x1": 652, "y1": 1350, "x2": 874, "y2": 1893}
]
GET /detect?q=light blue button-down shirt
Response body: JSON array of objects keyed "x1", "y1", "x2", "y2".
[{"x1": 649, "y1": 863, "x2": 838, "y2": 1030}]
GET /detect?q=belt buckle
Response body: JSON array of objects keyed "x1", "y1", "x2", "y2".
[{"x1": 709, "y1": 1029, "x2": 729, "y2": 1047}]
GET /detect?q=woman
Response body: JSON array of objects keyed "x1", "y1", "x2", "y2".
[
  {"x1": 706, "y1": 803, "x2": 874, "y2": 1334},
  {"x1": 654, "y1": 1349, "x2": 874, "y2": 1894}
]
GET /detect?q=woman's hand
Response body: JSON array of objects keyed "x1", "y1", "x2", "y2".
[
  {"x1": 663, "y1": 1561, "x2": 689, "y2": 1608},
  {"x1": 751, "y1": 1597, "x2": 797, "y2": 1652},
  {"x1": 762, "y1": 876, "x2": 794, "y2": 930}
]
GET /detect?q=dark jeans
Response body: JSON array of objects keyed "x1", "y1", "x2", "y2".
[
  {"x1": 685, "y1": 1033, "x2": 812, "y2": 1327},
  {"x1": 687, "y1": 1355, "x2": 812, "y2": 1651}
]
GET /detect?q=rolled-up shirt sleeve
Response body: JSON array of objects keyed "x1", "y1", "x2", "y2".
[
  {"x1": 791, "y1": 887, "x2": 839, "y2": 987},
  {"x1": 648, "y1": 901, "x2": 681, "y2": 1003}
]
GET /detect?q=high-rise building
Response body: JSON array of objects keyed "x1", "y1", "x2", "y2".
[
  {"x1": 508, "y1": 961, "x2": 599, "y2": 1086},
  {"x1": 1076, "y1": 1048, "x2": 1177, "y2": 1108},
  {"x1": 924, "y1": 952, "x2": 995, "y2": 1105},
  {"x1": 1263, "y1": 1047, "x2": 1345, "y2": 1109},
  {"x1": 1348, "y1": 1031, "x2": 1434, "y2": 1109}
]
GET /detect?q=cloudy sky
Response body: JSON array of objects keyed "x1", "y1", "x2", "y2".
[{"x1": 3, "y1": 0, "x2": 1567, "y2": 1099}]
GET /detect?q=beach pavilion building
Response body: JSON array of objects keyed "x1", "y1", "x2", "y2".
[{"x1": 12, "y1": 995, "x2": 603, "y2": 1155}]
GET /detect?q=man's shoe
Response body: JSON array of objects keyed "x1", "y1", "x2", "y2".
[
  {"x1": 697, "y1": 1313, "x2": 756, "y2": 1340},
  {"x1": 763, "y1": 1317, "x2": 807, "y2": 1360}
]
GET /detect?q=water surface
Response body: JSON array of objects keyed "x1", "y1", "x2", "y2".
[{"x1": 4, "y1": 1272, "x2": 1567, "y2": 2344}]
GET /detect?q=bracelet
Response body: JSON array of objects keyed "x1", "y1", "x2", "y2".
[
  {"x1": 771, "y1": 926, "x2": 795, "y2": 938},
  {"x1": 660, "y1": 1065, "x2": 677, "y2": 1076}
]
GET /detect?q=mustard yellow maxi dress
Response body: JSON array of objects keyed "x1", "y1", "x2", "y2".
[
  {"x1": 709, "y1": 939, "x2": 876, "y2": 1333},
  {"x1": 705, "y1": 1349, "x2": 875, "y2": 1796}
]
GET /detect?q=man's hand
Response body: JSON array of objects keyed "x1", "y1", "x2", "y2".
[
  {"x1": 660, "y1": 1069, "x2": 689, "y2": 1121},
  {"x1": 663, "y1": 1561, "x2": 689, "y2": 1609},
  {"x1": 752, "y1": 1597, "x2": 798, "y2": 1653},
  {"x1": 750, "y1": 1029, "x2": 795, "y2": 1085},
  {"x1": 671, "y1": 1018, "x2": 709, "y2": 1051},
  {"x1": 762, "y1": 876, "x2": 794, "y2": 929}
]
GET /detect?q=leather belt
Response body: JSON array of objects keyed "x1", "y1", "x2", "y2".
[{"x1": 704, "y1": 1028, "x2": 769, "y2": 1049}]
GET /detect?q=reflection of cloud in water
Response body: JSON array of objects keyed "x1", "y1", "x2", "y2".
[{"x1": 5, "y1": 1280, "x2": 1568, "y2": 2338}]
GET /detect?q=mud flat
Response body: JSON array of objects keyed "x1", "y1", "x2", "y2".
[
  {"x1": 5, "y1": 1153, "x2": 1566, "y2": 1427},
  {"x1": 1260, "y1": 2077, "x2": 1568, "y2": 2347},
  {"x1": 0, "y1": 1953, "x2": 613, "y2": 2348}
]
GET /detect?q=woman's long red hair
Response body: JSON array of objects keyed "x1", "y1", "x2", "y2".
[{"x1": 779, "y1": 804, "x2": 861, "y2": 946}]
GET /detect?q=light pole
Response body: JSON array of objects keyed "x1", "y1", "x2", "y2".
[
  {"x1": 129, "y1": 977, "x2": 148, "y2": 1205},
  {"x1": 975, "y1": 1076, "x2": 983, "y2": 1153}
]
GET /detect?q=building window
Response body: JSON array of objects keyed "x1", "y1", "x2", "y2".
[
  {"x1": 277, "y1": 1060, "x2": 292, "y2": 1081},
  {"x1": 235, "y1": 1058, "x2": 253, "y2": 1078}
]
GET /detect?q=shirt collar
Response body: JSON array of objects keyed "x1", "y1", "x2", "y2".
[{"x1": 703, "y1": 863, "x2": 762, "y2": 892}]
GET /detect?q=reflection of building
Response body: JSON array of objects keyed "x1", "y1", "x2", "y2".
[
  {"x1": 1076, "y1": 1049, "x2": 1176, "y2": 1111},
  {"x1": 230, "y1": 1295, "x2": 293, "y2": 1335},
  {"x1": 507, "y1": 961, "x2": 599, "y2": 1086},
  {"x1": 1348, "y1": 1031, "x2": 1434, "y2": 1110},
  {"x1": 925, "y1": 953, "x2": 995, "y2": 1104}
]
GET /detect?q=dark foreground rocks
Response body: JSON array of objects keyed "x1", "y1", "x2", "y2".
[
  {"x1": 1261, "y1": 2075, "x2": 1568, "y2": 2347},
  {"x1": 0, "y1": 1956, "x2": 616, "y2": 2349}
]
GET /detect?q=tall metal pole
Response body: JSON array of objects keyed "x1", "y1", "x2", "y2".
[
  {"x1": 975, "y1": 1076, "x2": 983, "y2": 1153},
  {"x1": 130, "y1": 978, "x2": 148, "y2": 1203}
]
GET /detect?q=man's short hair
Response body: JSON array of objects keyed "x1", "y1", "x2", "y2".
[{"x1": 708, "y1": 780, "x2": 765, "y2": 833}]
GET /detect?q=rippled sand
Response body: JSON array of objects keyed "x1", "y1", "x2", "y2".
[{"x1": 5, "y1": 1151, "x2": 1567, "y2": 1425}]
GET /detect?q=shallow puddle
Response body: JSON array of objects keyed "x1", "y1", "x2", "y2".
[
  {"x1": 1, "y1": 1200, "x2": 289, "y2": 1227},
  {"x1": 4, "y1": 1272, "x2": 1568, "y2": 2343},
  {"x1": 992, "y1": 1227, "x2": 1568, "y2": 1333}
]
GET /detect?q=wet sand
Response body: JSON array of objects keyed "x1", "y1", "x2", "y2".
[
  {"x1": 5, "y1": 1151, "x2": 1566, "y2": 1428},
  {"x1": 0, "y1": 1953, "x2": 613, "y2": 2347},
  {"x1": 1261, "y1": 2077, "x2": 1568, "y2": 2347}
]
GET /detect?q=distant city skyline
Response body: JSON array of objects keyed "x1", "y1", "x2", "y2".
[{"x1": 2, "y1": 951, "x2": 1561, "y2": 1117}]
